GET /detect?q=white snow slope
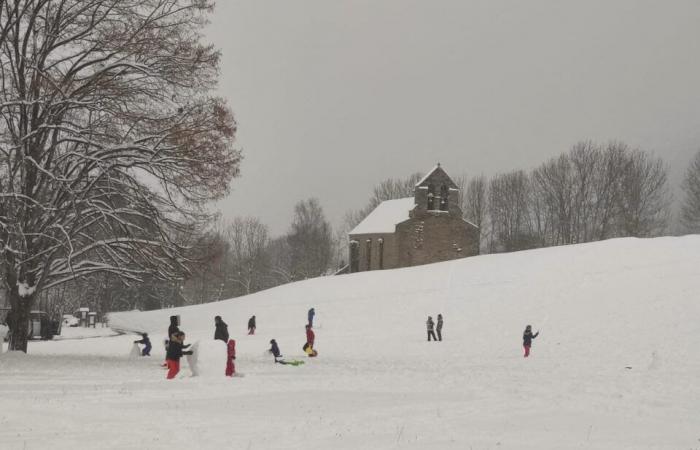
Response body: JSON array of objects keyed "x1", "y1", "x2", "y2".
[{"x1": 2, "y1": 236, "x2": 700, "y2": 450}]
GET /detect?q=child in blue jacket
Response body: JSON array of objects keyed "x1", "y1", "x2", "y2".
[{"x1": 134, "y1": 333, "x2": 152, "y2": 356}]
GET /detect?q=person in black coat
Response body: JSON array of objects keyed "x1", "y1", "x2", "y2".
[
  {"x1": 436, "y1": 314, "x2": 444, "y2": 341},
  {"x1": 166, "y1": 331, "x2": 192, "y2": 379},
  {"x1": 247, "y1": 315, "x2": 256, "y2": 335},
  {"x1": 134, "y1": 333, "x2": 152, "y2": 356},
  {"x1": 168, "y1": 315, "x2": 180, "y2": 339},
  {"x1": 268, "y1": 339, "x2": 303, "y2": 366},
  {"x1": 269, "y1": 339, "x2": 286, "y2": 364},
  {"x1": 269, "y1": 339, "x2": 281, "y2": 358},
  {"x1": 426, "y1": 316, "x2": 437, "y2": 342},
  {"x1": 522, "y1": 325, "x2": 539, "y2": 357},
  {"x1": 162, "y1": 315, "x2": 180, "y2": 366},
  {"x1": 214, "y1": 316, "x2": 229, "y2": 342}
]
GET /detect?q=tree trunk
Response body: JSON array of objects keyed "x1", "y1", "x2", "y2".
[{"x1": 8, "y1": 289, "x2": 33, "y2": 353}]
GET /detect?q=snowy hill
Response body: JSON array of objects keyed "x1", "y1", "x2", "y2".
[
  {"x1": 108, "y1": 236, "x2": 700, "y2": 368},
  {"x1": 3, "y1": 236, "x2": 700, "y2": 449}
]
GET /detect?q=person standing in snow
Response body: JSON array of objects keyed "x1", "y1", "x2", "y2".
[
  {"x1": 134, "y1": 333, "x2": 152, "y2": 356},
  {"x1": 214, "y1": 316, "x2": 229, "y2": 342},
  {"x1": 163, "y1": 315, "x2": 180, "y2": 367},
  {"x1": 247, "y1": 315, "x2": 256, "y2": 335},
  {"x1": 426, "y1": 316, "x2": 437, "y2": 342},
  {"x1": 168, "y1": 315, "x2": 180, "y2": 339},
  {"x1": 225, "y1": 339, "x2": 236, "y2": 376},
  {"x1": 165, "y1": 331, "x2": 192, "y2": 379},
  {"x1": 522, "y1": 325, "x2": 539, "y2": 357},
  {"x1": 307, "y1": 308, "x2": 315, "y2": 328},
  {"x1": 436, "y1": 314, "x2": 444, "y2": 341}
]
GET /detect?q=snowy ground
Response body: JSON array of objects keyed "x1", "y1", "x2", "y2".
[{"x1": 2, "y1": 236, "x2": 700, "y2": 450}]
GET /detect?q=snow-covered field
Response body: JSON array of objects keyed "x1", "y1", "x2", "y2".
[{"x1": 2, "y1": 236, "x2": 700, "y2": 450}]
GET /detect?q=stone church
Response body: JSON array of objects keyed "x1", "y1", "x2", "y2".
[{"x1": 348, "y1": 165, "x2": 479, "y2": 273}]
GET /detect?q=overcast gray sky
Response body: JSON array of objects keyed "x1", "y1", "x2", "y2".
[{"x1": 206, "y1": 0, "x2": 700, "y2": 235}]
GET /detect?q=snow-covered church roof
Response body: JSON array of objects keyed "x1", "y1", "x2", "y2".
[{"x1": 349, "y1": 197, "x2": 416, "y2": 235}]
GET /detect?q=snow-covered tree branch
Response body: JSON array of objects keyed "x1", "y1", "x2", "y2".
[{"x1": 0, "y1": 0, "x2": 240, "y2": 351}]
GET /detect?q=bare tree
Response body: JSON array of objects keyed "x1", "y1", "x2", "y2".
[
  {"x1": 287, "y1": 198, "x2": 333, "y2": 280},
  {"x1": 223, "y1": 217, "x2": 270, "y2": 296},
  {"x1": 329, "y1": 226, "x2": 349, "y2": 273},
  {"x1": 569, "y1": 142, "x2": 606, "y2": 242},
  {"x1": 589, "y1": 143, "x2": 625, "y2": 240},
  {"x1": 0, "y1": 1, "x2": 240, "y2": 351},
  {"x1": 462, "y1": 175, "x2": 487, "y2": 229},
  {"x1": 680, "y1": 150, "x2": 700, "y2": 233},
  {"x1": 182, "y1": 230, "x2": 229, "y2": 305},
  {"x1": 529, "y1": 141, "x2": 670, "y2": 247},
  {"x1": 488, "y1": 170, "x2": 537, "y2": 252},
  {"x1": 345, "y1": 172, "x2": 423, "y2": 230},
  {"x1": 529, "y1": 177, "x2": 551, "y2": 248},
  {"x1": 531, "y1": 153, "x2": 576, "y2": 245},
  {"x1": 265, "y1": 236, "x2": 294, "y2": 285},
  {"x1": 613, "y1": 146, "x2": 670, "y2": 237}
]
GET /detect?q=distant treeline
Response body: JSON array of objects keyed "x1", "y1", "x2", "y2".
[{"x1": 48, "y1": 141, "x2": 700, "y2": 313}]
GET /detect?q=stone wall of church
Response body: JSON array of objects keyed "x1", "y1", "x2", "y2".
[
  {"x1": 348, "y1": 232, "x2": 399, "y2": 272},
  {"x1": 347, "y1": 166, "x2": 479, "y2": 274},
  {"x1": 413, "y1": 169, "x2": 461, "y2": 217},
  {"x1": 395, "y1": 214, "x2": 479, "y2": 268},
  {"x1": 349, "y1": 215, "x2": 479, "y2": 274}
]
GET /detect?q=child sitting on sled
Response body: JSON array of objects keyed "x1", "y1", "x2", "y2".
[{"x1": 269, "y1": 339, "x2": 304, "y2": 366}]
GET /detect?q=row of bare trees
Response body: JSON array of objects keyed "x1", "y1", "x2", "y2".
[
  {"x1": 482, "y1": 141, "x2": 671, "y2": 252},
  {"x1": 343, "y1": 141, "x2": 675, "y2": 256},
  {"x1": 61, "y1": 198, "x2": 334, "y2": 312},
  {"x1": 50, "y1": 143, "x2": 700, "y2": 318}
]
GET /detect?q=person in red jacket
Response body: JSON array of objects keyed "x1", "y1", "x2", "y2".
[
  {"x1": 225, "y1": 339, "x2": 236, "y2": 376},
  {"x1": 303, "y1": 324, "x2": 317, "y2": 357},
  {"x1": 305, "y1": 324, "x2": 315, "y2": 346},
  {"x1": 523, "y1": 325, "x2": 539, "y2": 358}
]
